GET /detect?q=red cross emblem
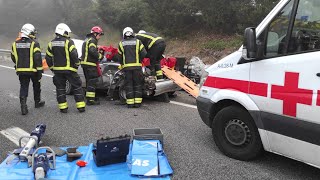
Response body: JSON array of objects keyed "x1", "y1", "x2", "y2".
[{"x1": 271, "y1": 72, "x2": 313, "y2": 117}]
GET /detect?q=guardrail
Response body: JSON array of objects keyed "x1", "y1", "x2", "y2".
[{"x1": 0, "y1": 49, "x2": 11, "y2": 61}]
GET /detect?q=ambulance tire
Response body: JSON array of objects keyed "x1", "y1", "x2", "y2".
[{"x1": 212, "y1": 105, "x2": 263, "y2": 161}]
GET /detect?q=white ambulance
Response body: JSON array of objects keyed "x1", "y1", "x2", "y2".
[{"x1": 197, "y1": 0, "x2": 320, "y2": 168}]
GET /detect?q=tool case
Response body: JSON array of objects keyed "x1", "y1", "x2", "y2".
[{"x1": 93, "y1": 135, "x2": 131, "y2": 166}]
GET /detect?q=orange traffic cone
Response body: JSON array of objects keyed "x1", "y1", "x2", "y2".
[{"x1": 42, "y1": 59, "x2": 49, "y2": 70}]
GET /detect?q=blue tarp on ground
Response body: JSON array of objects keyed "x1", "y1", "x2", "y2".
[{"x1": 0, "y1": 143, "x2": 170, "y2": 180}]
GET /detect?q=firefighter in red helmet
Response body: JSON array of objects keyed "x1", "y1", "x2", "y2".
[{"x1": 81, "y1": 26, "x2": 104, "y2": 105}]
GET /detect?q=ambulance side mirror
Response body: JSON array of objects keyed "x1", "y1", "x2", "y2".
[{"x1": 242, "y1": 27, "x2": 257, "y2": 59}]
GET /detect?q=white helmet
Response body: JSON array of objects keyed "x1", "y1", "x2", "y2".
[
  {"x1": 21, "y1": 23, "x2": 36, "y2": 37},
  {"x1": 138, "y1": 30, "x2": 146, "y2": 34},
  {"x1": 55, "y1": 23, "x2": 72, "y2": 36},
  {"x1": 123, "y1": 27, "x2": 134, "y2": 38}
]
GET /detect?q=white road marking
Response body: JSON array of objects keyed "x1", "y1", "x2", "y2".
[
  {"x1": 0, "y1": 64, "x2": 197, "y2": 109},
  {"x1": 0, "y1": 64, "x2": 53, "y2": 77},
  {"x1": 170, "y1": 100, "x2": 197, "y2": 109},
  {"x1": 0, "y1": 127, "x2": 30, "y2": 147},
  {"x1": 0, "y1": 65, "x2": 14, "y2": 69},
  {"x1": 8, "y1": 93, "x2": 19, "y2": 99},
  {"x1": 42, "y1": 73, "x2": 53, "y2": 77}
]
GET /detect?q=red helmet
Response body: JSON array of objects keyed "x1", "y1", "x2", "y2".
[{"x1": 91, "y1": 26, "x2": 104, "y2": 35}]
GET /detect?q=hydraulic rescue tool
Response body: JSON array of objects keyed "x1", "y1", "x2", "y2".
[
  {"x1": 19, "y1": 124, "x2": 47, "y2": 160},
  {"x1": 6, "y1": 124, "x2": 47, "y2": 164},
  {"x1": 32, "y1": 147, "x2": 56, "y2": 180}
]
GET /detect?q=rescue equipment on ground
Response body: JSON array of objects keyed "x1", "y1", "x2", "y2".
[
  {"x1": 127, "y1": 139, "x2": 173, "y2": 177},
  {"x1": 162, "y1": 65, "x2": 199, "y2": 98},
  {"x1": 76, "y1": 160, "x2": 87, "y2": 167},
  {"x1": 66, "y1": 147, "x2": 83, "y2": 162},
  {"x1": 0, "y1": 143, "x2": 171, "y2": 179},
  {"x1": 32, "y1": 147, "x2": 56, "y2": 180},
  {"x1": 133, "y1": 128, "x2": 164, "y2": 145},
  {"x1": 92, "y1": 135, "x2": 131, "y2": 166},
  {"x1": 0, "y1": 128, "x2": 172, "y2": 179},
  {"x1": 6, "y1": 124, "x2": 47, "y2": 164}
]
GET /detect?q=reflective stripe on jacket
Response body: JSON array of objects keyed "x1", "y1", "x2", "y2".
[
  {"x1": 135, "y1": 32, "x2": 164, "y2": 50},
  {"x1": 80, "y1": 35, "x2": 103, "y2": 67},
  {"x1": 45, "y1": 36, "x2": 79, "y2": 73},
  {"x1": 118, "y1": 37, "x2": 147, "y2": 70},
  {"x1": 11, "y1": 37, "x2": 42, "y2": 73}
]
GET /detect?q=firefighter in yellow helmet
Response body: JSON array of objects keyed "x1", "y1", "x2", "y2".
[
  {"x1": 11, "y1": 23, "x2": 45, "y2": 115},
  {"x1": 45, "y1": 23, "x2": 85, "y2": 113},
  {"x1": 117, "y1": 27, "x2": 147, "y2": 108}
]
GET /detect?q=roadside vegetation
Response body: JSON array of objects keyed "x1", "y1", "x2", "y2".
[{"x1": 0, "y1": 0, "x2": 280, "y2": 64}]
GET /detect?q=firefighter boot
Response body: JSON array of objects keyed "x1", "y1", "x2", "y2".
[
  {"x1": 20, "y1": 97, "x2": 28, "y2": 115},
  {"x1": 87, "y1": 98, "x2": 100, "y2": 105},
  {"x1": 134, "y1": 103, "x2": 141, "y2": 108},
  {"x1": 35, "y1": 100, "x2": 45, "y2": 108},
  {"x1": 127, "y1": 104, "x2": 134, "y2": 108},
  {"x1": 60, "y1": 108, "x2": 68, "y2": 113},
  {"x1": 78, "y1": 107, "x2": 85, "y2": 113}
]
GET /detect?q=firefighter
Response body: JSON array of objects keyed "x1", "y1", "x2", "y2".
[
  {"x1": 136, "y1": 30, "x2": 166, "y2": 80},
  {"x1": 136, "y1": 30, "x2": 170, "y2": 102},
  {"x1": 11, "y1": 23, "x2": 45, "y2": 115},
  {"x1": 45, "y1": 23, "x2": 85, "y2": 113},
  {"x1": 117, "y1": 27, "x2": 147, "y2": 108},
  {"x1": 81, "y1": 26, "x2": 104, "y2": 105}
]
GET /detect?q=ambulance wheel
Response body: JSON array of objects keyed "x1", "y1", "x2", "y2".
[
  {"x1": 66, "y1": 80, "x2": 73, "y2": 95},
  {"x1": 212, "y1": 105, "x2": 263, "y2": 161}
]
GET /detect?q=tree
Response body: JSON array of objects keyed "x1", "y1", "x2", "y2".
[
  {"x1": 64, "y1": 0, "x2": 102, "y2": 37},
  {"x1": 96, "y1": 0, "x2": 147, "y2": 32}
]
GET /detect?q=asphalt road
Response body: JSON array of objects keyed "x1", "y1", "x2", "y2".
[{"x1": 1, "y1": 59, "x2": 320, "y2": 179}]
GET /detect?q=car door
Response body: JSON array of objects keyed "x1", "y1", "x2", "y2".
[{"x1": 249, "y1": 0, "x2": 320, "y2": 167}]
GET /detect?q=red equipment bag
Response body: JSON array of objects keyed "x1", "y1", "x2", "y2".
[
  {"x1": 160, "y1": 57, "x2": 177, "y2": 69},
  {"x1": 105, "y1": 45, "x2": 118, "y2": 60}
]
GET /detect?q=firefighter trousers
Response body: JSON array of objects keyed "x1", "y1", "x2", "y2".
[
  {"x1": 124, "y1": 68, "x2": 144, "y2": 105},
  {"x1": 53, "y1": 72, "x2": 85, "y2": 110},
  {"x1": 83, "y1": 67, "x2": 99, "y2": 102},
  {"x1": 148, "y1": 41, "x2": 166, "y2": 79},
  {"x1": 19, "y1": 73, "x2": 41, "y2": 101}
]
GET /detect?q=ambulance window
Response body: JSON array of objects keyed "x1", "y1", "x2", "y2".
[
  {"x1": 265, "y1": 0, "x2": 294, "y2": 58},
  {"x1": 288, "y1": 0, "x2": 320, "y2": 53}
]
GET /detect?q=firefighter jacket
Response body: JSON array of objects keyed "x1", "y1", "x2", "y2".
[
  {"x1": 80, "y1": 34, "x2": 103, "y2": 67},
  {"x1": 11, "y1": 37, "x2": 43, "y2": 74},
  {"x1": 117, "y1": 37, "x2": 147, "y2": 70},
  {"x1": 135, "y1": 32, "x2": 164, "y2": 51},
  {"x1": 45, "y1": 35, "x2": 79, "y2": 73}
]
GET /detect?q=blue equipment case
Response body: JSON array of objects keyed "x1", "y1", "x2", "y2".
[{"x1": 0, "y1": 143, "x2": 170, "y2": 180}]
